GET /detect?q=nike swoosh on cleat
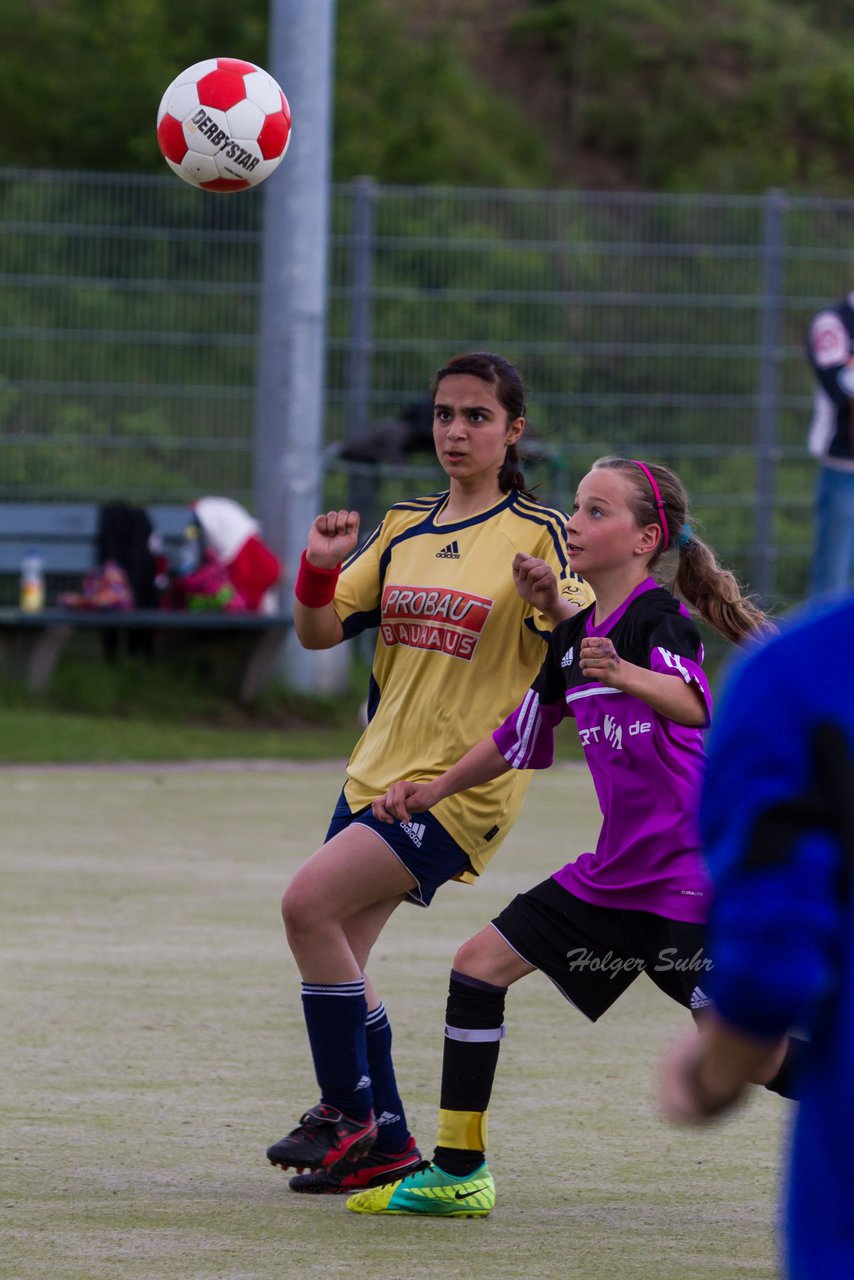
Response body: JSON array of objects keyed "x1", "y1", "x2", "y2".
[{"x1": 454, "y1": 1188, "x2": 483, "y2": 1200}]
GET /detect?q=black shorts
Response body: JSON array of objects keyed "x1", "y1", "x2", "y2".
[{"x1": 491, "y1": 876, "x2": 712, "y2": 1022}]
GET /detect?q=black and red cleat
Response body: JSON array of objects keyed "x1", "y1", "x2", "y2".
[
  {"x1": 266, "y1": 1104, "x2": 378, "y2": 1173},
  {"x1": 288, "y1": 1135, "x2": 427, "y2": 1194}
]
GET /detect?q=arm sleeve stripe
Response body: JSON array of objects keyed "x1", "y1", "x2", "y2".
[
  {"x1": 525, "y1": 615, "x2": 552, "y2": 639},
  {"x1": 513, "y1": 495, "x2": 568, "y2": 533},
  {"x1": 509, "y1": 504, "x2": 569, "y2": 571},
  {"x1": 514, "y1": 495, "x2": 568, "y2": 525},
  {"x1": 341, "y1": 606, "x2": 381, "y2": 639},
  {"x1": 514, "y1": 501, "x2": 574, "y2": 565},
  {"x1": 342, "y1": 520, "x2": 383, "y2": 570},
  {"x1": 344, "y1": 492, "x2": 448, "y2": 571},
  {"x1": 389, "y1": 492, "x2": 448, "y2": 512},
  {"x1": 505, "y1": 688, "x2": 542, "y2": 768}
]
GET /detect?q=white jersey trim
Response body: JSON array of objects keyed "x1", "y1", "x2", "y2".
[{"x1": 565, "y1": 686, "x2": 620, "y2": 704}]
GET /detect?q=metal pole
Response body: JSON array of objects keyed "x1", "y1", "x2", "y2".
[
  {"x1": 346, "y1": 175, "x2": 377, "y2": 528},
  {"x1": 754, "y1": 188, "x2": 787, "y2": 606},
  {"x1": 254, "y1": 0, "x2": 341, "y2": 692}
]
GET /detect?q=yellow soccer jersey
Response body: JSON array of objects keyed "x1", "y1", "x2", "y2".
[{"x1": 334, "y1": 489, "x2": 593, "y2": 880}]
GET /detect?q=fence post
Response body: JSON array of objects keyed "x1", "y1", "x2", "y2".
[
  {"x1": 754, "y1": 188, "x2": 787, "y2": 605},
  {"x1": 254, "y1": 0, "x2": 344, "y2": 693},
  {"x1": 346, "y1": 176, "x2": 377, "y2": 526}
]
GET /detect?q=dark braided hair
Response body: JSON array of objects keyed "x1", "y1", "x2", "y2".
[
  {"x1": 431, "y1": 352, "x2": 537, "y2": 501},
  {"x1": 591, "y1": 456, "x2": 772, "y2": 645}
]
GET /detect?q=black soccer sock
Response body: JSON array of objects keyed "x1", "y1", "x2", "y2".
[
  {"x1": 433, "y1": 968, "x2": 507, "y2": 1178},
  {"x1": 763, "y1": 1035, "x2": 807, "y2": 1101}
]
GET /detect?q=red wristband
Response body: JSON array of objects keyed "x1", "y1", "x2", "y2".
[{"x1": 294, "y1": 549, "x2": 341, "y2": 608}]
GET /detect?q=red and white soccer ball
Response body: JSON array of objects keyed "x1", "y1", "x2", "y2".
[{"x1": 157, "y1": 58, "x2": 292, "y2": 193}]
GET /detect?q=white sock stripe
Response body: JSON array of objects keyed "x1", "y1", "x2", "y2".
[
  {"x1": 444, "y1": 1024, "x2": 506, "y2": 1043},
  {"x1": 301, "y1": 980, "x2": 366, "y2": 998},
  {"x1": 366, "y1": 1003, "x2": 387, "y2": 1027},
  {"x1": 301, "y1": 978, "x2": 365, "y2": 988}
]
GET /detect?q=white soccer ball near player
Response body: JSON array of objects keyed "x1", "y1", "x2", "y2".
[{"x1": 157, "y1": 58, "x2": 292, "y2": 193}]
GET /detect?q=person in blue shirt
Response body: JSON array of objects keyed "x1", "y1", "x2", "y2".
[{"x1": 660, "y1": 594, "x2": 854, "y2": 1280}]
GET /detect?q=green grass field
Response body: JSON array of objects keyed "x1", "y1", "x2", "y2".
[{"x1": 2, "y1": 764, "x2": 786, "y2": 1280}]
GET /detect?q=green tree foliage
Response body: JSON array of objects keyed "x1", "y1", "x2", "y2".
[
  {"x1": 0, "y1": 0, "x2": 267, "y2": 169},
  {"x1": 5, "y1": 0, "x2": 854, "y2": 192},
  {"x1": 334, "y1": 7, "x2": 552, "y2": 186},
  {"x1": 0, "y1": 0, "x2": 551, "y2": 186},
  {"x1": 513, "y1": 0, "x2": 854, "y2": 192}
]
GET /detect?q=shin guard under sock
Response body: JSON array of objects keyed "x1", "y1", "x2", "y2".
[
  {"x1": 365, "y1": 1002, "x2": 410, "y2": 1152},
  {"x1": 301, "y1": 979, "x2": 373, "y2": 1121},
  {"x1": 433, "y1": 969, "x2": 507, "y2": 1177}
]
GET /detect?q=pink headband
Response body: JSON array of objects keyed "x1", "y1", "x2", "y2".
[{"x1": 630, "y1": 460, "x2": 670, "y2": 550}]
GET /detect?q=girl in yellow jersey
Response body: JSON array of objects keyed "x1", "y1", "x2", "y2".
[{"x1": 265, "y1": 352, "x2": 592, "y2": 1193}]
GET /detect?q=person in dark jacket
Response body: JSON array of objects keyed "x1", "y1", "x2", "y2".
[{"x1": 805, "y1": 297, "x2": 854, "y2": 597}]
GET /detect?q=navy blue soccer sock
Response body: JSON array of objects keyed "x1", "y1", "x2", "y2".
[
  {"x1": 301, "y1": 979, "x2": 373, "y2": 1122},
  {"x1": 365, "y1": 1002, "x2": 411, "y2": 1153}
]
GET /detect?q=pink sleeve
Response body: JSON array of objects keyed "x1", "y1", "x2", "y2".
[
  {"x1": 493, "y1": 688, "x2": 568, "y2": 770},
  {"x1": 650, "y1": 645, "x2": 712, "y2": 725}
]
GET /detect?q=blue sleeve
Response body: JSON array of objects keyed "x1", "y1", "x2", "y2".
[{"x1": 701, "y1": 642, "x2": 846, "y2": 1039}]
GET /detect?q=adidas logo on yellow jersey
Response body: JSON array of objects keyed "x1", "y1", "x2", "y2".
[{"x1": 435, "y1": 541, "x2": 460, "y2": 559}]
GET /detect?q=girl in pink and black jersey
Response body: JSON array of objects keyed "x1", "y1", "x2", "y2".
[{"x1": 346, "y1": 455, "x2": 794, "y2": 1218}]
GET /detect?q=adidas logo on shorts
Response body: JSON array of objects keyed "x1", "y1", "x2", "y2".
[
  {"x1": 436, "y1": 541, "x2": 460, "y2": 559},
  {"x1": 400, "y1": 821, "x2": 426, "y2": 848},
  {"x1": 690, "y1": 986, "x2": 711, "y2": 1010}
]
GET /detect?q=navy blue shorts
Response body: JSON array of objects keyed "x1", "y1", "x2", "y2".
[{"x1": 325, "y1": 790, "x2": 473, "y2": 907}]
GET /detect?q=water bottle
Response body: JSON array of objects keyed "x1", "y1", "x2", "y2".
[
  {"x1": 178, "y1": 520, "x2": 202, "y2": 575},
  {"x1": 20, "y1": 549, "x2": 45, "y2": 613}
]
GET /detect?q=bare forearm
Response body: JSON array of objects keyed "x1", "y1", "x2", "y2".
[
  {"x1": 693, "y1": 1012, "x2": 782, "y2": 1100},
  {"x1": 614, "y1": 663, "x2": 707, "y2": 726},
  {"x1": 431, "y1": 735, "x2": 512, "y2": 802},
  {"x1": 542, "y1": 598, "x2": 581, "y2": 626},
  {"x1": 293, "y1": 600, "x2": 344, "y2": 649},
  {"x1": 660, "y1": 1012, "x2": 787, "y2": 1125},
  {"x1": 294, "y1": 510, "x2": 360, "y2": 648},
  {"x1": 373, "y1": 736, "x2": 512, "y2": 823}
]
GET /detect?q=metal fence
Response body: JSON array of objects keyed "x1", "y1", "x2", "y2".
[{"x1": 3, "y1": 166, "x2": 854, "y2": 610}]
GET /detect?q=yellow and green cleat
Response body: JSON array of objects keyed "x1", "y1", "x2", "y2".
[{"x1": 345, "y1": 1161, "x2": 495, "y2": 1217}]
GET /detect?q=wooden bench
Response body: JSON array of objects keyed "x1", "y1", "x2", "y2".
[{"x1": 0, "y1": 502, "x2": 293, "y2": 702}]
